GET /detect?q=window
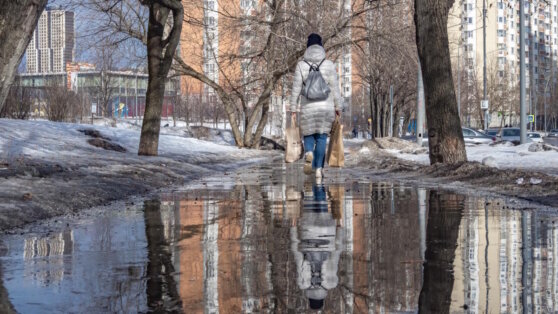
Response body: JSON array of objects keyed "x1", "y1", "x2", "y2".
[{"x1": 503, "y1": 129, "x2": 520, "y2": 136}]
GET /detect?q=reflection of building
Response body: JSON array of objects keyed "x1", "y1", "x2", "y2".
[
  {"x1": 154, "y1": 167, "x2": 558, "y2": 313},
  {"x1": 449, "y1": 199, "x2": 558, "y2": 313},
  {"x1": 23, "y1": 229, "x2": 74, "y2": 285},
  {"x1": 163, "y1": 175, "x2": 424, "y2": 313},
  {"x1": 353, "y1": 183, "x2": 422, "y2": 312},
  {"x1": 26, "y1": 8, "x2": 74, "y2": 74}
]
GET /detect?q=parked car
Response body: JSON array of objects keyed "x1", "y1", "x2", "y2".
[
  {"x1": 547, "y1": 129, "x2": 558, "y2": 137},
  {"x1": 462, "y1": 127, "x2": 494, "y2": 144},
  {"x1": 527, "y1": 132, "x2": 543, "y2": 143},
  {"x1": 484, "y1": 128, "x2": 500, "y2": 137},
  {"x1": 496, "y1": 127, "x2": 531, "y2": 144}
]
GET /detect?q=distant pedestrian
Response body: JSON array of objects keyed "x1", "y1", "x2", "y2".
[
  {"x1": 352, "y1": 127, "x2": 358, "y2": 138},
  {"x1": 290, "y1": 33, "x2": 343, "y2": 181}
]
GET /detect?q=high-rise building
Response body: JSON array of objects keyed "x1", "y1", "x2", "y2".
[
  {"x1": 448, "y1": 0, "x2": 558, "y2": 126},
  {"x1": 26, "y1": 8, "x2": 75, "y2": 74}
]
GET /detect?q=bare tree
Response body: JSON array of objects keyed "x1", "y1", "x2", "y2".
[
  {"x1": 0, "y1": 76, "x2": 32, "y2": 119},
  {"x1": 0, "y1": 0, "x2": 48, "y2": 112},
  {"x1": 43, "y1": 85, "x2": 80, "y2": 122},
  {"x1": 415, "y1": 0, "x2": 467, "y2": 164},
  {"x1": 92, "y1": 45, "x2": 118, "y2": 117},
  {"x1": 354, "y1": 0, "x2": 417, "y2": 138},
  {"x1": 84, "y1": 0, "x2": 372, "y2": 148},
  {"x1": 137, "y1": 0, "x2": 183, "y2": 156}
]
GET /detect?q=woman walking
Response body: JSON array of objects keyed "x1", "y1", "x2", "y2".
[{"x1": 290, "y1": 33, "x2": 343, "y2": 180}]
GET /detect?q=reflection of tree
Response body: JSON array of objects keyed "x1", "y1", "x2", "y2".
[
  {"x1": 143, "y1": 199, "x2": 182, "y2": 312},
  {"x1": 0, "y1": 259, "x2": 15, "y2": 314},
  {"x1": 418, "y1": 191, "x2": 464, "y2": 313}
]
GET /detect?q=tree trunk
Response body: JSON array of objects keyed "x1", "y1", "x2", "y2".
[
  {"x1": 415, "y1": 0, "x2": 467, "y2": 164},
  {"x1": 418, "y1": 191, "x2": 464, "y2": 313},
  {"x1": 393, "y1": 105, "x2": 400, "y2": 137},
  {"x1": 369, "y1": 88, "x2": 375, "y2": 139},
  {"x1": 139, "y1": 76, "x2": 165, "y2": 154},
  {"x1": 374, "y1": 93, "x2": 380, "y2": 138},
  {"x1": 250, "y1": 100, "x2": 270, "y2": 148},
  {"x1": 138, "y1": 0, "x2": 183, "y2": 156},
  {"x1": 245, "y1": 83, "x2": 273, "y2": 147},
  {"x1": 380, "y1": 97, "x2": 385, "y2": 137},
  {"x1": 0, "y1": 0, "x2": 47, "y2": 112}
]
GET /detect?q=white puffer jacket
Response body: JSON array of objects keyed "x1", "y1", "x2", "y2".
[{"x1": 290, "y1": 45, "x2": 344, "y2": 136}]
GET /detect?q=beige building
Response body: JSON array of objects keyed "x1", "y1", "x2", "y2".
[
  {"x1": 448, "y1": 0, "x2": 558, "y2": 127},
  {"x1": 26, "y1": 9, "x2": 75, "y2": 74}
]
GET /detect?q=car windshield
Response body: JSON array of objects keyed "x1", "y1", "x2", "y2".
[
  {"x1": 528, "y1": 133, "x2": 540, "y2": 138},
  {"x1": 503, "y1": 129, "x2": 520, "y2": 136},
  {"x1": 551, "y1": 129, "x2": 558, "y2": 133},
  {"x1": 486, "y1": 130, "x2": 498, "y2": 136}
]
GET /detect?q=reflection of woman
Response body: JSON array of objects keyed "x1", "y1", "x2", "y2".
[{"x1": 290, "y1": 182, "x2": 343, "y2": 310}]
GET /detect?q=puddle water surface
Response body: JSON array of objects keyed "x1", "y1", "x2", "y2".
[{"x1": 0, "y1": 164, "x2": 557, "y2": 313}]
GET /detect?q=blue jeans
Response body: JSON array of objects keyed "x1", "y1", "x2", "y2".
[{"x1": 304, "y1": 133, "x2": 327, "y2": 169}]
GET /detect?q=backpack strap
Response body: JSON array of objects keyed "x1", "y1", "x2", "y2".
[
  {"x1": 303, "y1": 59, "x2": 326, "y2": 71},
  {"x1": 303, "y1": 60, "x2": 319, "y2": 72},
  {"x1": 316, "y1": 58, "x2": 326, "y2": 70}
]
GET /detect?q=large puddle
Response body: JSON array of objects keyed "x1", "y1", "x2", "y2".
[{"x1": 0, "y1": 163, "x2": 557, "y2": 313}]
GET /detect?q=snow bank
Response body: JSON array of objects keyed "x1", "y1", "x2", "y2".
[
  {"x1": 0, "y1": 119, "x2": 242, "y2": 163},
  {"x1": 0, "y1": 118, "x2": 273, "y2": 230},
  {"x1": 390, "y1": 142, "x2": 558, "y2": 175}
]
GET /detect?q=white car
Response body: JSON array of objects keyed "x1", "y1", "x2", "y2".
[{"x1": 527, "y1": 132, "x2": 543, "y2": 143}]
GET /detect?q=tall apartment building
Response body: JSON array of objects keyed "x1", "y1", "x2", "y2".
[
  {"x1": 449, "y1": 0, "x2": 558, "y2": 125},
  {"x1": 26, "y1": 8, "x2": 75, "y2": 74}
]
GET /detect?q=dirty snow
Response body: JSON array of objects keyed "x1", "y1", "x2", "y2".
[
  {"x1": 0, "y1": 118, "x2": 274, "y2": 230},
  {"x1": 387, "y1": 141, "x2": 558, "y2": 175}
]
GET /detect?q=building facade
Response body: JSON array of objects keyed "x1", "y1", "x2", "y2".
[
  {"x1": 448, "y1": 0, "x2": 558, "y2": 127},
  {"x1": 15, "y1": 68, "x2": 180, "y2": 118},
  {"x1": 26, "y1": 8, "x2": 75, "y2": 74}
]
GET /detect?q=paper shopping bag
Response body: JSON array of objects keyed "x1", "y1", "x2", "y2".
[
  {"x1": 285, "y1": 116, "x2": 303, "y2": 163},
  {"x1": 326, "y1": 116, "x2": 344, "y2": 167}
]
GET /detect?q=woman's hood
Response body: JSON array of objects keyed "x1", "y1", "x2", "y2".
[{"x1": 304, "y1": 45, "x2": 326, "y2": 64}]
